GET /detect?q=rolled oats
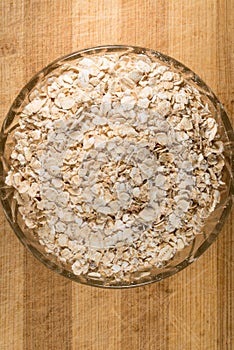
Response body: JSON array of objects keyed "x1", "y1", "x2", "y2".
[{"x1": 6, "y1": 51, "x2": 225, "y2": 283}]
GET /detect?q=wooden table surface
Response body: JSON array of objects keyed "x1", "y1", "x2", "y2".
[{"x1": 0, "y1": 1, "x2": 233, "y2": 349}]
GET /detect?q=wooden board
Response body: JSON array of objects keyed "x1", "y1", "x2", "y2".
[{"x1": 0, "y1": 1, "x2": 233, "y2": 349}]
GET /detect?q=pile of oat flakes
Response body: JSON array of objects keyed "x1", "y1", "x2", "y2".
[{"x1": 5, "y1": 51, "x2": 225, "y2": 282}]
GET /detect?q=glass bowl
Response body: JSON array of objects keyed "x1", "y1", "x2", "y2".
[{"x1": 0, "y1": 45, "x2": 233, "y2": 288}]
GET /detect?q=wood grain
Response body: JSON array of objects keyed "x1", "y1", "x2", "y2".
[
  {"x1": 0, "y1": 1, "x2": 233, "y2": 349},
  {"x1": 22, "y1": 2, "x2": 73, "y2": 350}
]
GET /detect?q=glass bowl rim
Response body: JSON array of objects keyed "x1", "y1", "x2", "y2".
[{"x1": 0, "y1": 44, "x2": 233, "y2": 289}]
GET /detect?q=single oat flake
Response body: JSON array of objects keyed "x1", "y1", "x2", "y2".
[{"x1": 5, "y1": 51, "x2": 225, "y2": 283}]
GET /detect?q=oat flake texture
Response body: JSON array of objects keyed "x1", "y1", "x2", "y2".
[{"x1": 5, "y1": 52, "x2": 225, "y2": 283}]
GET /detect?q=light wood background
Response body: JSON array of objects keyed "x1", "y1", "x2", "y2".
[{"x1": 0, "y1": 1, "x2": 233, "y2": 349}]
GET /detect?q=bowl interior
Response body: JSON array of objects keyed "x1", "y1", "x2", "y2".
[{"x1": 0, "y1": 45, "x2": 233, "y2": 288}]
